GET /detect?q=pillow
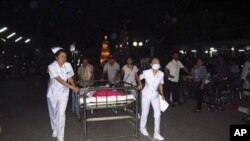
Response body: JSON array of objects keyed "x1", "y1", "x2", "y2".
[{"x1": 92, "y1": 89, "x2": 125, "y2": 97}]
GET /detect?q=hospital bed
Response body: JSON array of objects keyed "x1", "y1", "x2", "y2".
[{"x1": 75, "y1": 80, "x2": 139, "y2": 141}]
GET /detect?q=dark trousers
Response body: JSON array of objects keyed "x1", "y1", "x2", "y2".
[
  {"x1": 166, "y1": 80, "x2": 180, "y2": 103},
  {"x1": 193, "y1": 82, "x2": 203, "y2": 110}
]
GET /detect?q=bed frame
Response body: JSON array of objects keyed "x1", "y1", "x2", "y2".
[{"x1": 75, "y1": 80, "x2": 139, "y2": 141}]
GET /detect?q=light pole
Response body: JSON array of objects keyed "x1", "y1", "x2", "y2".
[
  {"x1": 70, "y1": 43, "x2": 79, "y2": 113},
  {"x1": 70, "y1": 43, "x2": 76, "y2": 75}
]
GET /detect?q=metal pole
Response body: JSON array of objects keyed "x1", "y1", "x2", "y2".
[{"x1": 73, "y1": 52, "x2": 77, "y2": 79}]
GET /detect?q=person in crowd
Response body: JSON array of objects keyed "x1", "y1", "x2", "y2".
[
  {"x1": 191, "y1": 58, "x2": 207, "y2": 113},
  {"x1": 138, "y1": 57, "x2": 165, "y2": 141},
  {"x1": 164, "y1": 52, "x2": 190, "y2": 106},
  {"x1": 213, "y1": 54, "x2": 230, "y2": 78},
  {"x1": 241, "y1": 56, "x2": 250, "y2": 96},
  {"x1": 229, "y1": 59, "x2": 240, "y2": 74},
  {"x1": 229, "y1": 59, "x2": 241, "y2": 88},
  {"x1": 101, "y1": 55, "x2": 120, "y2": 84},
  {"x1": 47, "y1": 47, "x2": 79, "y2": 141},
  {"x1": 121, "y1": 56, "x2": 140, "y2": 86},
  {"x1": 77, "y1": 58, "x2": 94, "y2": 87}
]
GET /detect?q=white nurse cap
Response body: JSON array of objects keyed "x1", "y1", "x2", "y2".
[{"x1": 51, "y1": 47, "x2": 64, "y2": 54}]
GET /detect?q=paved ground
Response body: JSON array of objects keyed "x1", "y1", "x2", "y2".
[{"x1": 0, "y1": 75, "x2": 248, "y2": 141}]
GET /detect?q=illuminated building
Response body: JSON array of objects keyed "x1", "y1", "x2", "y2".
[{"x1": 100, "y1": 35, "x2": 110, "y2": 64}]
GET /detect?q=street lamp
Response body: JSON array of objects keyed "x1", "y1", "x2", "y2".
[
  {"x1": 133, "y1": 41, "x2": 138, "y2": 47},
  {"x1": 70, "y1": 43, "x2": 77, "y2": 75},
  {"x1": 70, "y1": 43, "x2": 77, "y2": 114},
  {"x1": 139, "y1": 42, "x2": 143, "y2": 46},
  {"x1": 0, "y1": 27, "x2": 8, "y2": 33}
]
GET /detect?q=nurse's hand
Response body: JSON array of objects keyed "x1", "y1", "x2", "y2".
[
  {"x1": 160, "y1": 95, "x2": 165, "y2": 100},
  {"x1": 137, "y1": 85, "x2": 142, "y2": 90},
  {"x1": 73, "y1": 86, "x2": 80, "y2": 94}
]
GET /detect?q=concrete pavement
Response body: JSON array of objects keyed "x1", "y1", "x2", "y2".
[{"x1": 0, "y1": 75, "x2": 247, "y2": 141}]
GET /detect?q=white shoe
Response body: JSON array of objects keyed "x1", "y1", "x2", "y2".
[
  {"x1": 52, "y1": 131, "x2": 57, "y2": 138},
  {"x1": 140, "y1": 129, "x2": 149, "y2": 136},
  {"x1": 153, "y1": 134, "x2": 164, "y2": 140},
  {"x1": 57, "y1": 138, "x2": 64, "y2": 141}
]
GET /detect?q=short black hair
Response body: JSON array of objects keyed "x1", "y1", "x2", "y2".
[
  {"x1": 150, "y1": 56, "x2": 160, "y2": 63},
  {"x1": 196, "y1": 57, "x2": 205, "y2": 64}
]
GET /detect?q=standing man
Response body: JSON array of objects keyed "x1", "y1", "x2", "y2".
[
  {"x1": 241, "y1": 56, "x2": 250, "y2": 96},
  {"x1": 78, "y1": 58, "x2": 94, "y2": 87},
  {"x1": 165, "y1": 52, "x2": 189, "y2": 106},
  {"x1": 101, "y1": 55, "x2": 120, "y2": 84}
]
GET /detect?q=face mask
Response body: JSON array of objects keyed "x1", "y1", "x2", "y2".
[{"x1": 152, "y1": 64, "x2": 161, "y2": 70}]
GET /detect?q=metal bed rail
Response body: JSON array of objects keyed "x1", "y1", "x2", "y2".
[{"x1": 76, "y1": 80, "x2": 139, "y2": 141}]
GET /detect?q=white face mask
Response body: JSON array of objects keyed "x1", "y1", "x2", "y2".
[{"x1": 152, "y1": 64, "x2": 161, "y2": 70}]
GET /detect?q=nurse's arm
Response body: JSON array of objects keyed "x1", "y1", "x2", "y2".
[
  {"x1": 159, "y1": 84, "x2": 164, "y2": 98},
  {"x1": 135, "y1": 73, "x2": 140, "y2": 85},
  {"x1": 137, "y1": 79, "x2": 142, "y2": 90},
  {"x1": 54, "y1": 76, "x2": 78, "y2": 92}
]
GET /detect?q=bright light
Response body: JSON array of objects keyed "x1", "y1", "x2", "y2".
[
  {"x1": 210, "y1": 47, "x2": 215, "y2": 51},
  {"x1": 191, "y1": 50, "x2": 197, "y2": 53},
  {"x1": 120, "y1": 44, "x2": 122, "y2": 47},
  {"x1": 0, "y1": 38, "x2": 6, "y2": 42},
  {"x1": 205, "y1": 50, "x2": 208, "y2": 54},
  {"x1": 231, "y1": 47, "x2": 235, "y2": 51},
  {"x1": 133, "y1": 41, "x2": 138, "y2": 46},
  {"x1": 139, "y1": 42, "x2": 143, "y2": 46},
  {"x1": 238, "y1": 49, "x2": 245, "y2": 52},
  {"x1": 24, "y1": 38, "x2": 31, "y2": 43},
  {"x1": 0, "y1": 27, "x2": 8, "y2": 33},
  {"x1": 246, "y1": 46, "x2": 250, "y2": 50},
  {"x1": 7, "y1": 32, "x2": 16, "y2": 39},
  {"x1": 15, "y1": 37, "x2": 23, "y2": 42},
  {"x1": 70, "y1": 43, "x2": 76, "y2": 52},
  {"x1": 179, "y1": 50, "x2": 184, "y2": 54},
  {"x1": 209, "y1": 47, "x2": 217, "y2": 52}
]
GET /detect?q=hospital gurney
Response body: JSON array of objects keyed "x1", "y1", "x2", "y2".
[{"x1": 75, "y1": 80, "x2": 139, "y2": 141}]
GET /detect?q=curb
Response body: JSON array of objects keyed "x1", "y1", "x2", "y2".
[{"x1": 227, "y1": 104, "x2": 250, "y2": 115}]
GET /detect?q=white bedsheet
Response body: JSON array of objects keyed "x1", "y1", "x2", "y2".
[{"x1": 79, "y1": 94, "x2": 136, "y2": 104}]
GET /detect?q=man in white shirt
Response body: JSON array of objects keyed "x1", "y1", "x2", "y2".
[
  {"x1": 102, "y1": 55, "x2": 120, "y2": 84},
  {"x1": 77, "y1": 58, "x2": 94, "y2": 87},
  {"x1": 165, "y1": 52, "x2": 189, "y2": 106}
]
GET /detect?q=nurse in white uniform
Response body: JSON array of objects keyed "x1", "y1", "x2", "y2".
[
  {"x1": 138, "y1": 57, "x2": 165, "y2": 141},
  {"x1": 47, "y1": 47, "x2": 79, "y2": 141}
]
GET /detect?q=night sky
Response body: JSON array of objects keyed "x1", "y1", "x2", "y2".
[{"x1": 1, "y1": 0, "x2": 250, "y2": 52}]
